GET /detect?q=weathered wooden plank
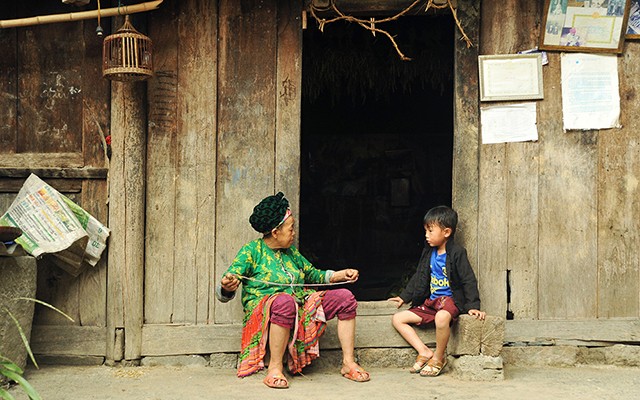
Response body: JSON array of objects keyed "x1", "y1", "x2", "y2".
[
  {"x1": 16, "y1": 17, "x2": 83, "y2": 154},
  {"x1": 505, "y1": 319, "x2": 640, "y2": 343},
  {"x1": 34, "y1": 256, "x2": 80, "y2": 326},
  {"x1": 215, "y1": 0, "x2": 278, "y2": 324},
  {"x1": 0, "y1": 177, "x2": 83, "y2": 193},
  {"x1": 81, "y1": 16, "x2": 111, "y2": 169},
  {"x1": 506, "y1": 141, "x2": 539, "y2": 320},
  {"x1": 0, "y1": 4, "x2": 17, "y2": 153},
  {"x1": 477, "y1": 140, "x2": 507, "y2": 318},
  {"x1": 0, "y1": 153, "x2": 84, "y2": 168},
  {"x1": 169, "y1": 0, "x2": 218, "y2": 325},
  {"x1": 0, "y1": 167, "x2": 108, "y2": 179},
  {"x1": 276, "y1": 0, "x2": 303, "y2": 237},
  {"x1": 141, "y1": 324, "x2": 242, "y2": 355},
  {"x1": 31, "y1": 325, "x2": 107, "y2": 356},
  {"x1": 107, "y1": 79, "x2": 146, "y2": 360},
  {"x1": 78, "y1": 179, "x2": 108, "y2": 327},
  {"x1": 145, "y1": 3, "x2": 179, "y2": 325},
  {"x1": 139, "y1": 316, "x2": 640, "y2": 356},
  {"x1": 596, "y1": 43, "x2": 640, "y2": 318},
  {"x1": 538, "y1": 53, "x2": 598, "y2": 319},
  {"x1": 477, "y1": 0, "x2": 543, "y2": 320},
  {"x1": 176, "y1": 0, "x2": 218, "y2": 325},
  {"x1": 500, "y1": 0, "x2": 541, "y2": 319},
  {"x1": 451, "y1": 0, "x2": 481, "y2": 306},
  {"x1": 106, "y1": 77, "x2": 125, "y2": 361},
  {"x1": 24, "y1": 185, "x2": 84, "y2": 328},
  {"x1": 453, "y1": 0, "x2": 507, "y2": 315},
  {"x1": 309, "y1": 0, "x2": 456, "y2": 16},
  {"x1": 124, "y1": 80, "x2": 146, "y2": 360}
]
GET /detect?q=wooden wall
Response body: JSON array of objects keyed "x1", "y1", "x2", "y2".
[
  {"x1": 471, "y1": 0, "x2": 640, "y2": 321},
  {"x1": 0, "y1": 1, "x2": 110, "y2": 361},
  {"x1": 138, "y1": 0, "x2": 303, "y2": 356},
  {"x1": 1, "y1": 0, "x2": 639, "y2": 361}
]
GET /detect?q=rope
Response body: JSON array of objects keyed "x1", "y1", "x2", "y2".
[
  {"x1": 308, "y1": 0, "x2": 473, "y2": 61},
  {"x1": 234, "y1": 274, "x2": 356, "y2": 288}
]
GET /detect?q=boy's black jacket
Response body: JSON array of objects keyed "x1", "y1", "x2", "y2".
[{"x1": 399, "y1": 239, "x2": 481, "y2": 313}]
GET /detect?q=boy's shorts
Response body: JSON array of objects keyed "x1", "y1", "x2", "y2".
[{"x1": 408, "y1": 296, "x2": 460, "y2": 326}]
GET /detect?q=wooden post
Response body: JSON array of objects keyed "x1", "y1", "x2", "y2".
[
  {"x1": 451, "y1": 2, "x2": 480, "y2": 276},
  {"x1": 276, "y1": 0, "x2": 303, "y2": 236},
  {"x1": 107, "y1": 81, "x2": 146, "y2": 361}
]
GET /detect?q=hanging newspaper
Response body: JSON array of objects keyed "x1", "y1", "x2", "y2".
[{"x1": 0, "y1": 174, "x2": 110, "y2": 276}]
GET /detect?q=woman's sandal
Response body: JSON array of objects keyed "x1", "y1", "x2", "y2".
[
  {"x1": 341, "y1": 366, "x2": 371, "y2": 382},
  {"x1": 409, "y1": 355, "x2": 431, "y2": 373},
  {"x1": 263, "y1": 373, "x2": 289, "y2": 389},
  {"x1": 419, "y1": 358, "x2": 447, "y2": 377}
]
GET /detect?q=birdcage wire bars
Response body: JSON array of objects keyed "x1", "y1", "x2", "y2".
[{"x1": 102, "y1": 15, "x2": 153, "y2": 81}]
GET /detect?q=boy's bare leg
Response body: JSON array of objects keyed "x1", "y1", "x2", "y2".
[
  {"x1": 392, "y1": 310, "x2": 434, "y2": 358},
  {"x1": 432, "y1": 310, "x2": 452, "y2": 362}
]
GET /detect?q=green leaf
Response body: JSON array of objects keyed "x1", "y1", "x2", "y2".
[
  {"x1": 0, "y1": 359, "x2": 23, "y2": 375},
  {"x1": 14, "y1": 297, "x2": 74, "y2": 323},
  {"x1": 1, "y1": 370, "x2": 42, "y2": 400},
  {"x1": 2, "y1": 307, "x2": 38, "y2": 369},
  {"x1": 0, "y1": 386, "x2": 18, "y2": 400}
]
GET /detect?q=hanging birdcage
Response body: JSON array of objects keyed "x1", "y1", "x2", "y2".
[{"x1": 102, "y1": 15, "x2": 153, "y2": 81}]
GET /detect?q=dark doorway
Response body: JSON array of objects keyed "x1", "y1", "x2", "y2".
[{"x1": 299, "y1": 15, "x2": 454, "y2": 301}]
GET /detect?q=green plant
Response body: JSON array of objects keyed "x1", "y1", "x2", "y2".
[{"x1": 1, "y1": 297, "x2": 73, "y2": 400}]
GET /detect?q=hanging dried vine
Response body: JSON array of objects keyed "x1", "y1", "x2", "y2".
[{"x1": 308, "y1": 0, "x2": 472, "y2": 61}]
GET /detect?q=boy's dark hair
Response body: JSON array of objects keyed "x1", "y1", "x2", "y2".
[{"x1": 423, "y1": 206, "x2": 458, "y2": 237}]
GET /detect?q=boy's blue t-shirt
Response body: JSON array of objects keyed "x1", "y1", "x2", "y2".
[{"x1": 429, "y1": 249, "x2": 453, "y2": 299}]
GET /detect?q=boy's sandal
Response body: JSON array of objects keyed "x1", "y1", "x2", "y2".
[
  {"x1": 419, "y1": 358, "x2": 447, "y2": 377},
  {"x1": 263, "y1": 373, "x2": 289, "y2": 389},
  {"x1": 409, "y1": 355, "x2": 431, "y2": 373}
]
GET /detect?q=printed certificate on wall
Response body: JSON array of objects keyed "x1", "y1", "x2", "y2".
[{"x1": 478, "y1": 54, "x2": 544, "y2": 102}]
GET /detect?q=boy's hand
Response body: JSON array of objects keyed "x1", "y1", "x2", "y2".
[
  {"x1": 468, "y1": 309, "x2": 486, "y2": 320},
  {"x1": 221, "y1": 273, "x2": 240, "y2": 293},
  {"x1": 388, "y1": 296, "x2": 404, "y2": 308}
]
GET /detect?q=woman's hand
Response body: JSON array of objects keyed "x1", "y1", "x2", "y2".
[
  {"x1": 330, "y1": 268, "x2": 359, "y2": 283},
  {"x1": 387, "y1": 296, "x2": 404, "y2": 308},
  {"x1": 221, "y1": 273, "x2": 240, "y2": 294},
  {"x1": 468, "y1": 309, "x2": 486, "y2": 320}
]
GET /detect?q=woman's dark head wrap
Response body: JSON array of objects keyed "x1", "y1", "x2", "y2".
[{"x1": 249, "y1": 192, "x2": 290, "y2": 233}]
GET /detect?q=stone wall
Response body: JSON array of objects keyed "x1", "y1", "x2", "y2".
[{"x1": 0, "y1": 256, "x2": 38, "y2": 373}]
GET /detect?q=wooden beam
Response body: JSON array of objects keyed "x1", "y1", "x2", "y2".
[
  {"x1": 30, "y1": 325, "x2": 107, "y2": 356},
  {"x1": 107, "y1": 80, "x2": 146, "y2": 361},
  {"x1": 141, "y1": 299, "x2": 640, "y2": 356},
  {"x1": 0, "y1": 153, "x2": 84, "y2": 169},
  {"x1": 0, "y1": 168, "x2": 108, "y2": 179},
  {"x1": 138, "y1": 316, "x2": 640, "y2": 356},
  {"x1": 451, "y1": 0, "x2": 480, "y2": 293},
  {"x1": 505, "y1": 319, "x2": 640, "y2": 343},
  {"x1": 276, "y1": 0, "x2": 302, "y2": 241},
  {"x1": 306, "y1": 0, "x2": 455, "y2": 16}
]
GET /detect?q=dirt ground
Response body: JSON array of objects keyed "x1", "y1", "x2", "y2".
[{"x1": 5, "y1": 364, "x2": 640, "y2": 400}]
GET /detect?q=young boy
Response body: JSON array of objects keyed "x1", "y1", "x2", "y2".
[{"x1": 388, "y1": 205, "x2": 485, "y2": 376}]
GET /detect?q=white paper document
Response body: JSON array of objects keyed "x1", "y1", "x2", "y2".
[
  {"x1": 481, "y1": 102, "x2": 538, "y2": 144},
  {"x1": 561, "y1": 53, "x2": 621, "y2": 130}
]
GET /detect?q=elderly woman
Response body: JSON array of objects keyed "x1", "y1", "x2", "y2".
[{"x1": 216, "y1": 192, "x2": 370, "y2": 389}]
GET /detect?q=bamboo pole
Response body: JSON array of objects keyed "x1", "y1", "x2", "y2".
[{"x1": 0, "y1": 0, "x2": 163, "y2": 29}]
